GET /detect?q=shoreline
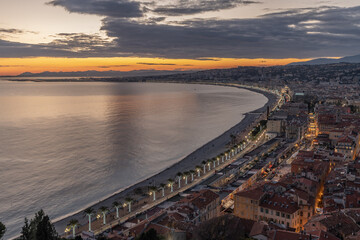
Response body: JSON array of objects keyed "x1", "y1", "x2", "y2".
[{"x1": 49, "y1": 83, "x2": 278, "y2": 235}]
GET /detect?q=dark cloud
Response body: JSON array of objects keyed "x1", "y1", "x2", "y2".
[
  {"x1": 0, "y1": 39, "x2": 75, "y2": 58},
  {"x1": 48, "y1": 33, "x2": 114, "y2": 52},
  {"x1": 47, "y1": 0, "x2": 260, "y2": 18},
  {"x1": 151, "y1": 0, "x2": 260, "y2": 16},
  {"x1": 195, "y1": 58, "x2": 221, "y2": 61},
  {"x1": 0, "y1": 28, "x2": 24, "y2": 34},
  {"x1": 137, "y1": 62, "x2": 177, "y2": 65},
  {"x1": 0, "y1": 28, "x2": 38, "y2": 35},
  {"x1": 101, "y1": 6, "x2": 360, "y2": 59},
  {"x1": 2, "y1": 5, "x2": 360, "y2": 59},
  {"x1": 97, "y1": 65, "x2": 130, "y2": 68},
  {"x1": 0, "y1": 34, "x2": 118, "y2": 58},
  {"x1": 0, "y1": 65, "x2": 25, "y2": 67},
  {"x1": 47, "y1": 0, "x2": 143, "y2": 18}
]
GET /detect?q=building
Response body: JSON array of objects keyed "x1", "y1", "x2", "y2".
[
  {"x1": 177, "y1": 189, "x2": 220, "y2": 224},
  {"x1": 234, "y1": 183, "x2": 313, "y2": 232}
]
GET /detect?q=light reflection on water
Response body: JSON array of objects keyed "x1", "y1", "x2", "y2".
[{"x1": 0, "y1": 81, "x2": 267, "y2": 238}]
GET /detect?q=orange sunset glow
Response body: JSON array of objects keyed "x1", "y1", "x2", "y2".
[{"x1": 0, "y1": 57, "x2": 312, "y2": 76}]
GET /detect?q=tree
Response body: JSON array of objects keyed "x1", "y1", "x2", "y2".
[
  {"x1": 196, "y1": 165, "x2": 202, "y2": 177},
  {"x1": 67, "y1": 219, "x2": 79, "y2": 239},
  {"x1": 0, "y1": 222, "x2": 5, "y2": 239},
  {"x1": 19, "y1": 210, "x2": 59, "y2": 240},
  {"x1": 136, "y1": 228, "x2": 161, "y2": 240},
  {"x1": 112, "y1": 201, "x2": 121, "y2": 219},
  {"x1": 183, "y1": 171, "x2": 189, "y2": 185},
  {"x1": 83, "y1": 207, "x2": 95, "y2": 232},
  {"x1": 98, "y1": 206, "x2": 109, "y2": 225},
  {"x1": 202, "y1": 160, "x2": 207, "y2": 173},
  {"x1": 167, "y1": 179, "x2": 174, "y2": 193},
  {"x1": 125, "y1": 197, "x2": 133, "y2": 213},
  {"x1": 20, "y1": 218, "x2": 31, "y2": 240},
  {"x1": 159, "y1": 183, "x2": 166, "y2": 197},
  {"x1": 36, "y1": 215, "x2": 58, "y2": 240},
  {"x1": 207, "y1": 159, "x2": 212, "y2": 171},
  {"x1": 149, "y1": 186, "x2": 157, "y2": 201},
  {"x1": 260, "y1": 120, "x2": 267, "y2": 127},
  {"x1": 212, "y1": 158, "x2": 216, "y2": 168},
  {"x1": 176, "y1": 172, "x2": 182, "y2": 188},
  {"x1": 189, "y1": 170, "x2": 196, "y2": 181}
]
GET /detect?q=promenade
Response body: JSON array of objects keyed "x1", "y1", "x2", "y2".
[{"x1": 56, "y1": 84, "x2": 281, "y2": 238}]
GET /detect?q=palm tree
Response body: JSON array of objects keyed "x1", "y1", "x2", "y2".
[
  {"x1": 212, "y1": 158, "x2": 216, "y2": 168},
  {"x1": 207, "y1": 159, "x2": 211, "y2": 171},
  {"x1": 202, "y1": 160, "x2": 207, "y2": 174},
  {"x1": 196, "y1": 165, "x2": 202, "y2": 177},
  {"x1": 183, "y1": 171, "x2": 189, "y2": 185},
  {"x1": 125, "y1": 197, "x2": 133, "y2": 212},
  {"x1": 149, "y1": 186, "x2": 157, "y2": 201},
  {"x1": 168, "y1": 178, "x2": 175, "y2": 192},
  {"x1": 83, "y1": 207, "x2": 95, "y2": 232},
  {"x1": 176, "y1": 172, "x2": 182, "y2": 188},
  {"x1": 189, "y1": 170, "x2": 196, "y2": 181},
  {"x1": 67, "y1": 219, "x2": 79, "y2": 238},
  {"x1": 112, "y1": 201, "x2": 121, "y2": 219},
  {"x1": 159, "y1": 183, "x2": 166, "y2": 197},
  {"x1": 98, "y1": 206, "x2": 109, "y2": 225},
  {"x1": 237, "y1": 144, "x2": 241, "y2": 153}
]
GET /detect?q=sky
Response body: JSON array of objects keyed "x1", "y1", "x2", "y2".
[{"x1": 0, "y1": 0, "x2": 359, "y2": 75}]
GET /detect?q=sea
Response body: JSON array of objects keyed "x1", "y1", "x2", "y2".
[{"x1": 0, "y1": 81, "x2": 267, "y2": 238}]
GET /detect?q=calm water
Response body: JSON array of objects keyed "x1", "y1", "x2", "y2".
[{"x1": 0, "y1": 81, "x2": 267, "y2": 238}]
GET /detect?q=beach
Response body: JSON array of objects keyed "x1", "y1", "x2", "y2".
[{"x1": 51, "y1": 83, "x2": 278, "y2": 234}]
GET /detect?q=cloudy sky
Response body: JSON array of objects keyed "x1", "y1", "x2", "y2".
[{"x1": 0, "y1": 0, "x2": 359, "y2": 75}]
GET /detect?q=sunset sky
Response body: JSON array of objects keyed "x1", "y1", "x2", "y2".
[{"x1": 1, "y1": 0, "x2": 359, "y2": 76}]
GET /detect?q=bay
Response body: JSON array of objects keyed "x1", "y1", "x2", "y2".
[{"x1": 0, "y1": 81, "x2": 267, "y2": 238}]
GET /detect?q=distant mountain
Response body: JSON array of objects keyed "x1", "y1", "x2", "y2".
[
  {"x1": 288, "y1": 54, "x2": 360, "y2": 65},
  {"x1": 15, "y1": 69, "x2": 192, "y2": 78}
]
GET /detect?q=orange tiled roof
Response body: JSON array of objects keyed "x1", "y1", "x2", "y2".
[{"x1": 259, "y1": 194, "x2": 299, "y2": 214}]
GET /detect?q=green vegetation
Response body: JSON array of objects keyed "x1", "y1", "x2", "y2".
[
  {"x1": 349, "y1": 105, "x2": 360, "y2": 113},
  {"x1": 136, "y1": 228, "x2": 163, "y2": 240},
  {"x1": 250, "y1": 120, "x2": 267, "y2": 139},
  {"x1": 19, "y1": 210, "x2": 59, "y2": 240},
  {"x1": 0, "y1": 222, "x2": 5, "y2": 239},
  {"x1": 259, "y1": 120, "x2": 267, "y2": 127}
]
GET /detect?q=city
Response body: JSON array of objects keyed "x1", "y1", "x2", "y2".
[
  {"x1": 50, "y1": 62, "x2": 360, "y2": 240},
  {"x1": 1, "y1": 0, "x2": 360, "y2": 240}
]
